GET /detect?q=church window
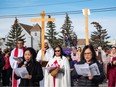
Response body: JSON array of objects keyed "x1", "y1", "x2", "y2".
[{"x1": 35, "y1": 32, "x2": 37, "y2": 36}]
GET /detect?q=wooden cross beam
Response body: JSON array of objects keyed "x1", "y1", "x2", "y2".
[
  {"x1": 31, "y1": 11, "x2": 55, "y2": 61},
  {"x1": 83, "y1": 8, "x2": 90, "y2": 45}
]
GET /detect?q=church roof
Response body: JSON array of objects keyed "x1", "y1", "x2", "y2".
[
  {"x1": 31, "y1": 24, "x2": 41, "y2": 31},
  {"x1": 19, "y1": 23, "x2": 41, "y2": 35},
  {"x1": 19, "y1": 23, "x2": 33, "y2": 34}
]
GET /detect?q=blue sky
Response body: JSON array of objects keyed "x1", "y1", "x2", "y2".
[{"x1": 0, "y1": 0, "x2": 116, "y2": 42}]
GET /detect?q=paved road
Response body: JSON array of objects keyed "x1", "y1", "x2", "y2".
[
  {"x1": 99, "y1": 82, "x2": 108, "y2": 87},
  {"x1": 0, "y1": 81, "x2": 108, "y2": 87}
]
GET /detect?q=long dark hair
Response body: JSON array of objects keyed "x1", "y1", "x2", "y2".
[
  {"x1": 80, "y1": 44, "x2": 97, "y2": 63},
  {"x1": 3, "y1": 48, "x2": 10, "y2": 56},
  {"x1": 23, "y1": 47, "x2": 37, "y2": 62},
  {"x1": 53, "y1": 46, "x2": 65, "y2": 58}
]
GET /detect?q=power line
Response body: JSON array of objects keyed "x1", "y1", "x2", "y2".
[
  {"x1": 90, "y1": 7, "x2": 116, "y2": 14},
  {"x1": 91, "y1": 7, "x2": 116, "y2": 11},
  {"x1": 0, "y1": 0, "x2": 91, "y2": 9},
  {"x1": 0, "y1": 7, "x2": 116, "y2": 19}
]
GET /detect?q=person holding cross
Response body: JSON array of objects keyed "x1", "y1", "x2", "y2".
[
  {"x1": 36, "y1": 39, "x2": 54, "y2": 63},
  {"x1": 36, "y1": 39, "x2": 54, "y2": 86},
  {"x1": 31, "y1": 11, "x2": 55, "y2": 87},
  {"x1": 32, "y1": 11, "x2": 55, "y2": 64}
]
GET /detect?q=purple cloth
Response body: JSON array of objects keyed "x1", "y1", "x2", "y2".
[
  {"x1": 73, "y1": 60, "x2": 77, "y2": 64},
  {"x1": 63, "y1": 49, "x2": 71, "y2": 55}
]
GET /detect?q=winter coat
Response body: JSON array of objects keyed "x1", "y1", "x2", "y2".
[
  {"x1": 15, "y1": 61, "x2": 43, "y2": 87},
  {"x1": 73, "y1": 61, "x2": 105, "y2": 87},
  {"x1": 0, "y1": 53, "x2": 5, "y2": 74}
]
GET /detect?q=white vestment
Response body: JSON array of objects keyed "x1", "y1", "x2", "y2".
[
  {"x1": 36, "y1": 47, "x2": 54, "y2": 86},
  {"x1": 44, "y1": 56, "x2": 71, "y2": 87},
  {"x1": 71, "y1": 52, "x2": 80, "y2": 62},
  {"x1": 96, "y1": 50, "x2": 107, "y2": 63},
  {"x1": 10, "y1": 48, "x2": 24, "y2": 69},
  {"x1": 10, "y1": 48, "x2": 24, "y2": 87},
  {"x1": 36, "y1": 47, "x2": 54, "y2": 62}
]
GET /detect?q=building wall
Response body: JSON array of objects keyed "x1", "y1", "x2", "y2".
[
  {"x1": 31, "y1": 31, "x2": 41, "y2": 51},
  {"x1": 108, "y1": 39, "x2": 116, "y2": 46},
  {"x1": 0, "y1": 25, "x2": 41, "y2": 51},
  {"x1": 20, "y1": 27, "x2": 32, "y2": 47}
]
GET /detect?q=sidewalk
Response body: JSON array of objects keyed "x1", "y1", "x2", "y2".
[
  {"x1": 0, "y1": 80, "x2": 108, "y2": 87},
  {"x1": 99, "y1": 82, "x2": 108, "y2": 87}
]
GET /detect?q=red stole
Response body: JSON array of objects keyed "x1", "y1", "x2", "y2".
[
  {"x1": 51, "y1": 60, "x2": 60, "y2": 87},
  {"x1": 13, "y1": 47, "x2": 25, "y2": 87},
  {"x1": 14, "y1": 47, "x2": 25, "y2": 57}
]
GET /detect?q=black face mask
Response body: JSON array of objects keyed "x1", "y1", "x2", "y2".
[
  {"x1": 45, "y1": 46, "x2": 49, "y2": 50},
  {"x1": 73, "y1": 53, "x2": 76, "y2": 56},
  {"x1": 98, "y1": 52, "x2": 101, "y2": 55}
]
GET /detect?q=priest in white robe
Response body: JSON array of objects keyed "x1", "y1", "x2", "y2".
[
  {"x1": 36, "y1": 39, "x2": 54, "y2": 62},
  {"x1": 44, "y1": 46, "x2": 71, "y2": 87},
  {"x1": 9, "y1": 39, "x2": 25, "y2": 87},
  {"x1": 36, "y1": 39, "x2": 54, "y2": 86}
]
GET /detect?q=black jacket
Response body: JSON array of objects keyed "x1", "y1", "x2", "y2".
[
  {"x1": 74, "y1": 61, "x2": 105, "y2": 87},
  {"x1": 15, "y1": 61, "x2": 43, "y2": 87},
  {"x1": 0, "y1": 53, "x2": 5, "y2": 74}
]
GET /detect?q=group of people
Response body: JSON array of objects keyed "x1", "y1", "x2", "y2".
[
  {"x1": 0, "y1": 38, "x2": 116, "y2": 87},
  {"x1": 0, "y1": 47, "x2": 12, "y2": 86}
]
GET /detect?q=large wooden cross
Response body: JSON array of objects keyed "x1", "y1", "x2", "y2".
[
  {"x1": 83, "y1": 8, "x2": 90, "y2": 45},
  {"x1": 31, "y1": 11, "x2": 55, "y2": 61}
]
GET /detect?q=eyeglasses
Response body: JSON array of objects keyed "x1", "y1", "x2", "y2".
[
  {"x1": 84, "y1": 52, "x2": 92, "y2": 55},
  {"x1": 55, "y1": 50, "x2": 60, "y2": 52}
]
